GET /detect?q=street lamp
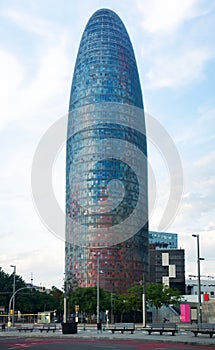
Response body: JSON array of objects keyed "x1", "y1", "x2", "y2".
[
  {"x1": 110, "y1": 293, "x2": 114, "y2": 324},
  {"x1": 96, "y1": 252, "x2": 100, "y2": 325},
  {"x1": 92, "y1": 251, "x2": 101, "y2": 330},
  {"x1": 63, "y1": 278, "x2": 67, "y2": 323},
  {"x1": 142, "y1": 273, "x2": 146, "y2": 328},
  {"x1": 192, "y1": 234, "x2": 204, "y2": 324},
  {"x1": 10, "y1": 265, "x2": 16, "y2": 327},
  {"x1": 8, "y1": 286, "x2": 32, "y2": 327}
]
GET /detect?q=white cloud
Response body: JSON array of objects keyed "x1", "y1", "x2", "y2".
[
  {"x1": 178, "y1": 231, "x2": 215, "y2": 277},
  {"x1": 197, "y1": 106, "x2": 215, "y2": 123},
  {"x1": 0, "y1": 242, "x2": 65, "y2": 289},
  {"x1": 22, "y1": 41, "x2": 70, "y2": 112},
  {"x1": 0, "y1": 41, "x2": 71, "y2": 135},
  {"x1": 0, "y1": 8, "x2": 75, "y2": 133},
  {"x1": 134, "y1": 1, "x2": 215, "y2": 89},
  {"x1": 194, "y1": 150, "x2": 215, "y2": 167},
  {"x1": 145, "y1": 47, "x2": 211, "y2": 89},
  {"x1": 0, "y1": 51, "x2": 24, "y2": 129},
  {"x1": 174, "y1": 104, "x2": 215, "y2": 147},
  {"x1": 171, "y1": 183, "x2": 215, "y2": 234},
  {"x1": 3, "y1": 10, "x2": 62, "y2": 40},
  {"x1": 135, "y1": 0, "x2": 207, "y2": 34}
]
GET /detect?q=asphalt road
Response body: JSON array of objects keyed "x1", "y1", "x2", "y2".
[{"x1": 0, "y1": 338, "x2": 213, "y2": 350}]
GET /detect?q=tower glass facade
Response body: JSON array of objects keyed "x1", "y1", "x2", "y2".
[
  {"x1": 149, "y1": 231, "x2": 178, "y2": 249},
  {"x1": 66, "y1": 9, "x2": 148, "y2": 293}
]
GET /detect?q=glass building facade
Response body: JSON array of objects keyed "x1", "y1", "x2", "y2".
[
  {"x1": 66, "y1": 9, "x2": 148, "y2": 293},
  {"x1": 149, "y1": 231, "x2": 178, "y2": 249}
]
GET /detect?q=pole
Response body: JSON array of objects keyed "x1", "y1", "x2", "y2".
[
  {"x1": 110, "y1": 293, "x2": 113, "y2": 324},
  {"x1": 197, "y1": 235, "x2": 202, "y2": 324},
  {"x1": 63, "y1": 279, "x2": 67, "y2": 323},
  {"x1": 63, "y1": 297, "x2": 67, "y2": 323},
  {"x1": 10, "y1": 265, "x2": 16, "y2": 327},
  {"x1": 8, "y1": 286, "x2": 32, "y2": 327},
  {"x1": 192, "y1": 234, "x2": 203, "y2": 324},
  {"x1": 97, "y1": 252, "x2": 100, "y2": 324},
  {"x1": 63, "y1": 278, "x2": 67, "y2": 323},
  {"x1": 142, "y1": 273, "x2": 146, "y2": 327}
]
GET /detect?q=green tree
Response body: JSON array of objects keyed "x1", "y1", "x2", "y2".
[
  {"x1": 69, "y1": 287, "x2": 110, "y2": 318},
  {"x1": 0, "y1": 268, "x2": 63, "y2": 317},
  {"x1": 0, "y1": 269, "x2": 26, "y2": 313},
  {"x1": 70, "y1": 287, "x2": 97, "y2": 315},
  {"x1": 127, "y1": 285, "x2": 143, "y2": 310},
  {"x1": 0, "y1": 269, "x2": 10, "y2": 309},
  {"x1": 50, "y1": 286, "x2": 63, "y2": 302},
  {"x1": 146, "y1": 283, "x2": 182, "y2": 322},
  {"x1": 113, "y1": 293, "x2": 132, "y2": 322},
  {"x1": 49, "y1": 286, "x2": 63, "y2": 315},
  {"x1": 127, "y1": 285, "x2": 143, "y2": 322}
]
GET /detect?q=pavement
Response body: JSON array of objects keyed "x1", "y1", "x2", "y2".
[{"x1": 0, "y1": 324, "x2": 215, "y2": 348}]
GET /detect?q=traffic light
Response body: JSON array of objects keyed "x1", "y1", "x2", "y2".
[{"x1": 41, "y1": 286, "x2": 45, "y2": 291}]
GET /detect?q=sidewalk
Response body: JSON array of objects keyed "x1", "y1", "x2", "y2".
[{"x1": 0, "y1": 325, "x2": 215, "y2": 347}]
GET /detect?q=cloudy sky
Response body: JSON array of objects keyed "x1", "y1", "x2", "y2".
[{"x1": 0, "y1": 0, "x2": 215, "y2": 289}]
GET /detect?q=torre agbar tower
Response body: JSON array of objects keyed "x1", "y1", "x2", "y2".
[{"x1": 66, "y1": 9, "x2": 148, "y2": 293}]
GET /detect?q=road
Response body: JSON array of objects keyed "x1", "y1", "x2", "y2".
[{"x1": 0, "y1": 338, "x2": 213, "y2": 350}]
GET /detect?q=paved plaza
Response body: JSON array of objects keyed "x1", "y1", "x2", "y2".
[{"x1": 0, "y1": 324, "x2": 214, "y2": 348}]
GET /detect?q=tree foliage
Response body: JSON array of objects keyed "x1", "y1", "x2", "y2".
[
  {"x1": 127, "y1": 285, "x2": 143, "y2": 311},
  {"x1": 146, "y1": 283, "x2": 182, "y2": 321},
  {"x1": 69, "y1": 287, "x2": 110, "y2": 315},
  {"x1": 0, "y1": 268, "x2": 63, "y2": 315},
  {"x1": 146, "y1": 283, "x2": 182, "y2": 309}
]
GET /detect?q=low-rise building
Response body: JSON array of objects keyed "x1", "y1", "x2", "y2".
[
  {"x1": 149, "y1": 249, "x2": 185, "y2": 294},
  {"x1": 186, "y1": 277, "x2": 215, "y2": 299}
]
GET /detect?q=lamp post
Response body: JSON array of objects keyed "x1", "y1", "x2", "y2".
[
  {"x1": 8, "y1": 286, "x2": 32, "y2": 327},
  {"x1": 63, "y1": 278, "x2": 67, "y2": 323},
  {"x1": 10, "y1": 265, "x2": 16, "y2": 327},
  {"x1": 142, "y1": 273, "x2": 146, "y2": 328},
  {"x1": 92, "y1": 251, "x2": 101, "y2": 329},
  {"x1": 192, "y1": 234, "x2": 204, "y2": 324},
  {"x1": 96, "y1": 252, "x2": 100, "y2": 325},
  {"x1": 110, "y1": 293, "x2": 113, "y2": 324}
]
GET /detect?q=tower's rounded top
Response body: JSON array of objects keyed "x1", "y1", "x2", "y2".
[
  {"x1": 69, "y1": 7, "x2": 143, "y2": 110},
  {"x1": 90, "y1": 8, "x2": 122, "y2": 19},
  {"x1": 86, "y1": 8, "x2": 127, "y2": 33},
  {"x1": 91, "y1": 8, "x2": 119, "y2": 15}
]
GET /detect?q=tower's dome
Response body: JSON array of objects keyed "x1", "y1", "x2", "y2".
[{"x1": 69, "y1": 8, "x2": 143, "y2": 110}]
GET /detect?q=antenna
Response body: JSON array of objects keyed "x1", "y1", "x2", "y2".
[{"x1": 31, "y1": 272, "x2": 33, "y2": 286}]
